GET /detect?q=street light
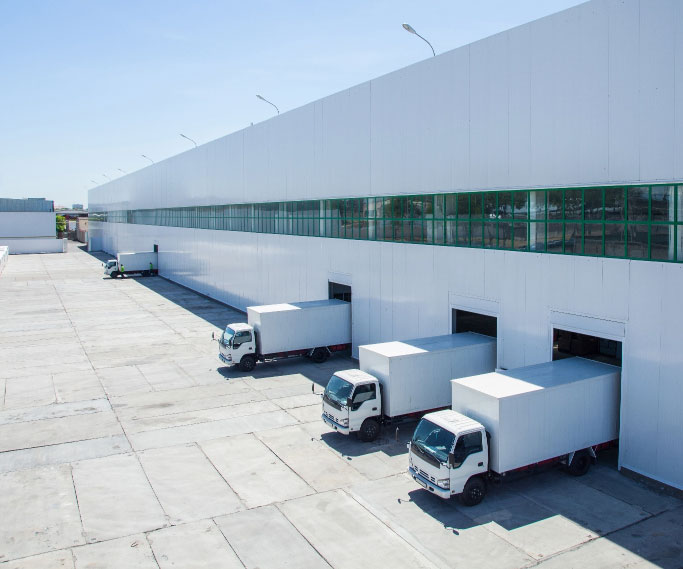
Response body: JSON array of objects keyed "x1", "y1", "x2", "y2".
[
  {"x1": 102, "y1": 174, "x2": 111, "y2": 180},
  {"x1": 402, "y1": 23, "x2": 435, "y2": 57},
  {"x1": 256, "y1": 94, "x2": 279, "y2": 115},
  {"x1": 118, "y1": 168, "x2": 127, "y2": 175},
  {"x1": 179, "y1": 133, "x2": 198, "y2": 148},
  {"x1": 90, "y1": 180, "x2": 98, "y2": 185},
  {"x1": 141, "y1": 154, "x2": 155, "y2": 164}
]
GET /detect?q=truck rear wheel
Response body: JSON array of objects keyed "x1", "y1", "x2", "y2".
[
  {"x1": 359, "y1": 418, "x2": 380, "y2": 442},
  {"x1": 311, "y1": 348, "x2": 329, "y2": 364},
  {"x1": 567, "y1": 450, "x2": 591, "y2": 476},
  {"x1": 460, "y1": 476, "x2": 486, "y2": 506},
  {"x1": 239, "y1": 355, "x2": 256, "y2": 372}
]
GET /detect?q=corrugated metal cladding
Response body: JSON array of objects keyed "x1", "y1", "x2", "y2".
[
  {"x1": 0, "y1": 198, "x2": 54, "y2": 212},
  {"x1": 90, "y1": 0, "x2": 683, "y2": 491}
]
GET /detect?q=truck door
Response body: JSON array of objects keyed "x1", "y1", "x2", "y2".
[
  {"x1": 449, "y1": 430, "x2": 486, "y2": 494},
  {"x1": 231, "y1": 330, "x2": 255, "y2": 363},
  {"x1": 348, "y1": 383, "x2": 379, "y2": 432}
]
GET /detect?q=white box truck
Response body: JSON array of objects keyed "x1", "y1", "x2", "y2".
[
  {"x1": 322, "y1": 333, "x2": 496, "y2": 442},
  {"x1": 408, "y1": 357, "x2": 620, "y2": 506},
  {"x1": 104, "y1": 252, "x2": 158, "y2": 278},
  {"x1": 216, "y1": 299, "x2": 351, "y2": 372}
]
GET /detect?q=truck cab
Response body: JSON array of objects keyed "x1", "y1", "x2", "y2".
[
  {"x1": 322, "y1": 369, "x2": 382, "y2": 441},
  {"x1": 218, "y1": 323, "x2": 257, "y2": 371},
  {"x1": 103, "y1": 259, "x2": 118, "y2": 276},
  {"x1": 408, "y1": 409, "x2": 489, "y2": 505}
]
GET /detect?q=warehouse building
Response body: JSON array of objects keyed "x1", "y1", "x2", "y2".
[
  {"x1": 89, "y1": 0, "x2": 683, "y2": 492},
  {"x1": 0, "y1": 198, "x2": 65, "y2": 254}
]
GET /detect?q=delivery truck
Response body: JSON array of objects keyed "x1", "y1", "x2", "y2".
[
  {"x1": 215, "y1": 299, "x2": 351, "y2": 372},
  {"x1": 408, "y1": 357, "x2": 620, "y2": 506},
  {"x1": 103, "y1": 252, "x2": 158, "y2": 278},
  {"x1": 322, "y1": 333, "x2": 496, "y2": 442}
]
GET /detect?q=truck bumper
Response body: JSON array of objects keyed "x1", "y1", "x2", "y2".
[
  {"x1": 322, "y1": 413, "x2": 350, "y2": 435},
  {"x1": 408, "y1": 467, "x2": 450, "y2": 499},
  {"x1": 219, "y1": 353, "x2": 233, "y2": 365}
]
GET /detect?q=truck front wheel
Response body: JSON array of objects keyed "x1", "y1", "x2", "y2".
[
  {"x1": 311, "y1": 348, "x2": 329, "y2": 364},
  {"x1": 239, "y1": 355, "x2": 256, "y2": 372},
  {"x1": 111, "y1": 271, "x2": 120, "y2": 278},
  {"x1": 567, "y1": 450, "x2": 591, "y2": 476},
  {"x1": 359, "y1": 418, "x2": 380, "y2": 442},
  {"x1": 460, "y1": 476, "x2": 486, "y2": 506}
]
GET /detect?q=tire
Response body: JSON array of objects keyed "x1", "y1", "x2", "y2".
[
  {"x1": 567, "y1": 450, "x2": 591, "y2": 476},
  {"x1": 143, "y1": 270, "x2": 150, "y2": 277},
  {"x1": 460, "y1": 476, "x2": 486, "y2": 507},
  {"x1": 239, "y1": 355, "x2": 256, "y2": 372},
  {"x1": 358, "y1": 418, "x2": 380, "y2": 442},
  {"x1": 111, "y1": 271, "x2": 120, "y2": 278},
  {"x1": 311, "y1": 347, "x2": 329, "y2": 364}
]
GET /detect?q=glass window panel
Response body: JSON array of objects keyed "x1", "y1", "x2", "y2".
[
  {"x1": 513, "y1": 192, "x2": 528, "y2": 219},
  {"x1": 358, "y1": 219, "x2": 368, "y2": 240},
  {"x1": 401, "y1": 220, "x2": 412, "y2": 241},
  {"x1": 446, "y1": 195, "x2": 457, "y2": 219},
  {"x1": 564, "y1": 223, "x2": 582, "y2": 254},
  {"x1": 626, "y1": 224, "x2": 648, "y2": 259},
  {"x1": 484, "y1": 193, "x2": 497, "y2": 219},
  {"x1": 651, "y1": 186, "x2": 674, "y2": 222},
  {"x1": 627, "y1": 187, "x2": 649, "y2": 221},
  {"x1": 565, "y1": 189, "x2": 582, "y2": 220},
  {"x1": 547, "y1": 223, "x2": 563, "y2": 252},
  {"x1": 470, "y1": 222, "x2": 483, "y2": 247},
  {"x1": 471, "y1": 194, "x2": 482, "y2": 218},
  {"x1": 513, "y1": 222, "x2": 528, "y2": 250},
  {"x1": 547, "y1": 191, "x2": 563, "y2": 220},
  {"x1": 605, "y1": 224, "x2": 625, "y2": 256},
  {"x1": 498, "y1": 221, "x2": 512, "y2": 248},
  {"x1": 456, "y1": 221, "x2": 469, "y2": 246},
  {"x1": 456, "y1": 194, "x2": 468, "y2": 218},
  {"x1": 584, "y1": 188, "x2": 603, "y2": 220},
  {"x1": 584, "y1": 223, "x2": 604, "y2": 256},
  {"x1": 434, "y1": 221, "x2": 445, "y2": 244},
  {"x1": 650, "y1": 225, "x2": 674, "y2": 260},
  {"x1": 483, "y1": 221, "x2": 497, "y2": 248},
  {"x1": 529, "y1": 222, "x2": 546, "y2": 252},
  {"x1": 434, "y1": 195, "x2": 445, "y2": 219},
  {"x1": 530, "y1": 191, "x2": 546, "y2": 220},
  {"x1": 446, "y1": 220, "x2": 457, "y2": 245},
  {"x1": 498, "y1": 192, "x2": 513, "y2": 219},
  {"x1": 678, "y1": 187, "x2": 683, "y2": 223},
  {"x1": 678, "y1": 225, "x2": 683, "y2": 261},
  {"x1": 424, "y1": 196, "x2": 434, "y2": 218},
  {"x1": 605, "y1": 187, "x2": 625, "y2": 220}
]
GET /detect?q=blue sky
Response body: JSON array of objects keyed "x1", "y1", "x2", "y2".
[{"x1": 0, "y1": 0, "x2": 585, "y2": 208}]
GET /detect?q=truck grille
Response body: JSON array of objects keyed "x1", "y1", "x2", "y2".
[{"x1": 418, "y1": 468, "x2": 436, "y2": 483}]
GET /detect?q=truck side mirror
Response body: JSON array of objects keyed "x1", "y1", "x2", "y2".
[
  {"x1": 346, "y1": 397, "x2": 352, "y2": 407},
  {"x1": 448, "y1": 453, "x2": 455, "y2": 467},
  {"x1": 212, "y1": 332, "x2": 215, "y2": 341}
]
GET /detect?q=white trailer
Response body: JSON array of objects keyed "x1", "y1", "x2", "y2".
[
  {"x1": 103, "y1": 251, "x2": 158, "y2": 278},
  {"x1": 216, "y1": 299, "x2": 351, "y2": 372},
  {"x1": 408, "y1": 357, "x2": 620, "y2": 505},
  {"x1": 322, "y1": 333, "x2": 496, "y2": 442}
]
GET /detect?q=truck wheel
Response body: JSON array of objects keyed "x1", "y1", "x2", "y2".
[
  {"x1": 311, "y1": 348, "x2": 329, "y2": 364},
  {"x1": 460, "y1": 476, "x2": 486, "y2": 506},
  {"x1": 359, "y1": 418, "x2": 380, "y2": 442},
  {"x1": 568, "y1": 450, "x2": 591, "y2": 476},
  {"x1": 239, "y1": 355, "x2": 256, "y2": 372},
  {"x1": 143, "y1": 270, "x2": 150, "y2": 277},
  {"x1": 111, "y1": 271, "x2": 120, "y2": 278}
]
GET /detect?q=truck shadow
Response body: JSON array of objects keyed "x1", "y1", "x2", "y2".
[{"x1": 319, "y1": 421, "x2": 418, "y2": 459}]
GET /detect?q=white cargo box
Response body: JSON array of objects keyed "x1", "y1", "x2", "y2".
[
  {"x1": 451, "y1": 357, "x2": 620, "y2": 474},
  {"x1": 247, "y1": 299, "x2": 351, "y2": 355},
  {"x1": 360, "y1": 333, "x2": 496, "y2": 418},
  {"x1": 117, "y1": 251, "x2": 157, "y2": 271}
]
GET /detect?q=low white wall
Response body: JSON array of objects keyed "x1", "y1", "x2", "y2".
[
  {"x1": 0, "y1": 212, "x2": 56, "y2": 238},
  {"x1": 0, "y1": 246, "x2": 8, "y2": 275},
  {"x1": 0, "y1": 238, "x2": 66, "y2": 254}
]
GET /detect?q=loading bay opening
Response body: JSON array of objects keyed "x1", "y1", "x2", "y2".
[
  {"x1": 452, "y1": 309, "x2": 497, "y2": 338},
  {"x1": 329, "y1": 282, "x2": 351, "y2": 303},
  {"x1": 552, "y1": 328, "x2": 622, "y2": 367}
]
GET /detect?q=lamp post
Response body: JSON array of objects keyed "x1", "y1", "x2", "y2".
[
  {"x1": 256, "y1": 94, "x2": 279, "y2": 115},
  {"x1": 102, "y1": 174, "x2": 111, "y2": 180},
  {"x1": 402, "y1": 23, "x2": 435, "y2": 56},
  {"x1": 118, "y1": 168, "x2": 127, "y2": 175},
  {"x1": 141, "y1": 154, "x2": 155, "y2": 165},
  {"x1": 90, "y1": 180, "x2": 98, "y2": 185},
  {"x1": 179, "y1": 133, "x2": 198, "y2": 148}
]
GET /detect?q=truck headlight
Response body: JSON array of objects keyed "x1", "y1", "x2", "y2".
[
  {"x1": 340, "y1": 418, "x2": 349, "y2": 427},
  {"x1": 436, "y1": 478, "x2": 450, "y2": 489}
]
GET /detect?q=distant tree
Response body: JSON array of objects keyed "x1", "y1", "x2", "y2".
[{"x1": 56, "y1": 215, "x2": 67, "y2": 233}]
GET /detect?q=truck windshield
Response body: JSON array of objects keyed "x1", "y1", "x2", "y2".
[
  {"x1": 106, "y1": 261, "x2": 116, "y2": 268},
  {"x1": 324, "y1": 375, "x2": 353, "y2": 407},
  {"x1": 222, "y1": 327, "x2": 235, "y2": 346},
  {"x1": 411, "y1": 419, "x2": 455, "y2": 465}
]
